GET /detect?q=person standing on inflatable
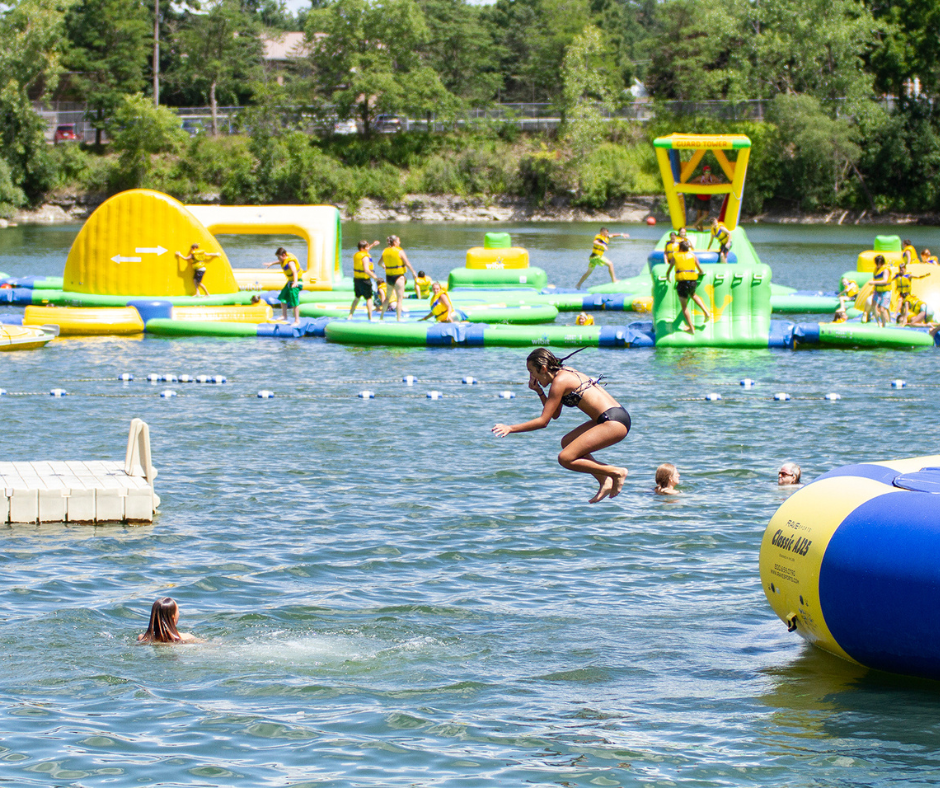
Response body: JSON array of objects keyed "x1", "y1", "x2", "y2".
[
  {"x1": 492, "y1": 348, "x2": 630, "y2": 504},
  {"x1": 577, "y1": 227, "x2": 629, "y2": 289},
  {"x1": 692, "y1": 165, "x2": 720, "y2": 231},
  {"x1": 176, "y1": 242, "x2": 220, "y2": 297},
  {"x1": 379, "y1": 235, "x2": 418, "y2": 322},
  {"x1": 871, "y1": 254, "x2": 893, "y2": 328},
  {"x1": 666, "y1": 240, "x2": 711, "y2": 334},
  {"x1": 263, "y1": 247, "x2": 303, "y2": 325},
  {"x1": 348, "y1": 239, "x2": 380, "y2": 321},
  {"x1": 706, "y1": 218, "x2": 732, "y2": 263}
]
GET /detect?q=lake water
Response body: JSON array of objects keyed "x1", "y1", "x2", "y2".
[{"x1": 2, "y1": 221, "x2": 940, "y2": 787}]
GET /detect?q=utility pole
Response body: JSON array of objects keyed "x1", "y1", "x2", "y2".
[{"x1": 153, "y1": 0, "x2": 160, "y2": 106}]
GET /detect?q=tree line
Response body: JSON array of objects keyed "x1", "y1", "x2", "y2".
[{"x1": 1, "y1": 0, "x2": 940, "y2": 217}]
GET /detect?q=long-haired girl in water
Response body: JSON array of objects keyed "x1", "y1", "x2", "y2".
[
  {"x1": 137, "y1": 597, "x2": 201, "y2": 644},
  {"x1": 492, "y1": 348, "x2": 630, "y2": 503}
]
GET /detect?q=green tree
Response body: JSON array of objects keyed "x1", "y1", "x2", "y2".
[
  {"x1": 418, "y1": 0, "x2": 502, "y2": 105},
  {"x1": 110, "y1": 92, "x2": 187, "y2": 187},
  {"x1": 561, "y1": 25, "x2": 618, "y2": 157},
  {"x1": 171, "y1": 1, "x2": 263, "y2": 135},
  {"x1": 0, "y1": 0, "x2": 72, "y2": 203},
  {"x1": 866, "y1": 0, "x2": 940, "y2": 102},
  {"x1": 64, "y1": 0, "x2": 151, "y2": 146},
  {"x1": 305, "y1": 0, "x2": 454, "y2": 135}
]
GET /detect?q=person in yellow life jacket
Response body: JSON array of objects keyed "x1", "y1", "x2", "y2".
[
  {"x1": 665, "y1": 240, "x2": 711, "y2": 334},
  {"x1": 373, "y1": 279, "x2": 397, "y2": 311},
  {"x1": 870, "y1": 254, "x2": 893, "y2": 328},
  {"x1": 662, "y1": 231, "x2": 679, "y2": 267},
  {"x1": 348, "y1": 239, "x2": 380, "y2": 320},
  {"x1": 904, "y1": 294, "x2": 935, "y2": 325},
  {"x1": 419, "y1": 282, "x2": 457, "y2": 323},
  {"x1": 839, "y1": 277, "x2": 859, "y2": 299},
  {"x1": 577, "y1": 227, "x2": 629, "y2": 289},
  {"x1": 677, "y1": 227, "x2": 695, "y2": 250},
  {"x1": 920, "y1": 249, "x2": 939, "y2": 265},
  {"x1": 575, "y1": 312, "x2": 595, "y2": 326},
  {"x1": 413, "y1": 270, "x2": 433, "y2": 299},
  {"x1": 379, "y1": 235, "x2": 418, "y2": 322},
  {"x1": 176, "y1": 242, "x2": 220, "y2": 297},
  {"x1": 833, "y1": 295, "x2": 850, "y2": 323},
  {"x1": 894, "y1": 261, "x2": 930, "y2": 325},
  {"x1": 902, "y1": 240, "x2": 917, "y2": 266},
  {"x1": 706, "y1": 218, "x2": 732, "y2": 263},
  {"x1": 263, "y1": 247, "x2": 303, "y2": 325}
]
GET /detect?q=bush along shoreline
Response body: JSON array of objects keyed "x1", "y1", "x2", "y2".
[{"x1": 9, "y1": 111, "x2": 940, "y2": 227}]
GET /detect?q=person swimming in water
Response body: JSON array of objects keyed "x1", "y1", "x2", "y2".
[
  {"x1": 492, "y1": 348, "x2": 630, "y2": 503},
  {"x1": 137, "y1": 597, "x2": 202, "y2": 644}
]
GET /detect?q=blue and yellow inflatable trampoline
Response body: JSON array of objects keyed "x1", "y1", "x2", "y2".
[{"x1": 760, "y1": 456, "x2": 940, "y2": 680}]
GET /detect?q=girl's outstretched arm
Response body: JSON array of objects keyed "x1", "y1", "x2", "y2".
[{"x1": 493, "y1": 378, "x2": 565, "y2": 436}]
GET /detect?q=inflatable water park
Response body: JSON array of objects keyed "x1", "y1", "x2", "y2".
[{"x1": 2, "y1": 132, "x2": 939, "y2": 350}]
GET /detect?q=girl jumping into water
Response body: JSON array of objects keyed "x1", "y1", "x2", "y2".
[{"x1": 492, "y1": 348, "x2": 630, "y2": 503}]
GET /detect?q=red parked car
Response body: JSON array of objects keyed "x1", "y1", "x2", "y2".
[{"x1": 53, "y1": 124, "x2": 79, "y2": 143}]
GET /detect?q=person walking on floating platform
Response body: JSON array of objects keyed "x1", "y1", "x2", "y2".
[
  {"x1": 348, "y1": 240, "x2": 380, "y2": 321},
  {"x1": 577, "y1": 227, "x2": 629, "y2": 289},
  {"x1": 176, "y1": 242, "x2": 220, "y2": 297},
  {"x1": 263, "y1": 247, "x2": 303, "y2": 325},
  {"x1": 419, "y1": 282, "x2": 457, "y2": 323},
  {"x1": 871, "y1": 254, "x2": 893, "y2": 328},
  {"x1": 492, "y1": 348, "x2": 630, "y2": 504},
  {"x1": 902, "y1": 239, "x2": 917, "y2": 266},
  {"x1": 664, "y1": 231, "x2": 678, "y2": 266},
  {"x1": 379, "y1": 236, "x2": 418, "y2": 322},
  {"x1": 706, "y1": 218, "x2": 732, "y2": 263},
  {"x1": 666, "y1": 241, "x2": 710, "y2": 334}
]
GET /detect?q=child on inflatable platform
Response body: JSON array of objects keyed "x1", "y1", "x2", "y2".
[
  {"x1": 413, "y1": 270, "x2": 433, "y2": 299},
  {"x1": 921, "y1": 249, "x2": 939, "y2": 265},
  {"x1": 706, "y1": 218, "x2": 732, "y2": 263},
  {"x1": 654, "y1": 463, "x2": 680, "y2": 495},
  {"x1": 176, "y1": 242, "x2": 220, "y2": 297},
  {"x1": 577, "y1": 227, "x2": 629, "y2": 289},
  {"x1": 263, "y1": 247, "x2": 303, "y2": 325},
  {"x1": 665, "y1": 241, "x2": 710, "y2": 335},
  {"x1": 349, "y1": 239, "x2": 380, "y2": 321},
  {"x1": 419, "y1": 282, "x2": 457, "y2": 323},
  {"x1": 870, "y1": 254, "x2": 892, "y2": 328}
]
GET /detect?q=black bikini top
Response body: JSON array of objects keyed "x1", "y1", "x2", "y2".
[{"x1": 560, "y1": 372, "x2": 603, "y2": 407}]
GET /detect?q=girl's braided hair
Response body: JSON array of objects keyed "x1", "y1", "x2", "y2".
[{"x1": 526, "y1": 347, "x2": 586, "y2": 372}]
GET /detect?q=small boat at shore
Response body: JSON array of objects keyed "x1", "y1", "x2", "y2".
[{"x1": 0, "y1": 323, "x2": 59, "y2": 351}]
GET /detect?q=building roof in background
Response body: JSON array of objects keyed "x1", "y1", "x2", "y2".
[{"x1": 263, "y1": 31, "x2": 309, "y2": 62}]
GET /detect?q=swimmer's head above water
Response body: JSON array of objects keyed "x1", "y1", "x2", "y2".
[{"x1": 138, "y1": 597, "x2": 182, "y2": 643}]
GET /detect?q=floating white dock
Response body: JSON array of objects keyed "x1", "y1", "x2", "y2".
[{"x1": 1, "y1": 419, "x2": 159, "y2": 524}]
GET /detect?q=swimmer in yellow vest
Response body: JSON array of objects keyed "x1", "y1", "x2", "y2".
[
  {"x1": 348, "y1": 239, "x2": 380, "y2": 320},
  {"x1": 176, "y1": 242, "x2": 220, "y2": 297},
  {"x1": 413, "y1": 270, "x2": 433, "y2": 299},
  {"x1": 263, "y1": 247, "x2": 303, "y2": 325},
  {"x1": 706, "y1": 218, "x2": 732, "y2": 263},
  {"x1": 871, "y1": 254, "x2": 893, "y2": 327},
  {"x1": 577, "y1": 227, "x2": 630, "y2": 289},
  {"x1": 663, "y1": 232, "x2": 678, "y2": 266},
  {"x1": 379, "y1": 235, "x2": 418, "y2": 321},
  {"x1": 665, "y1": 240, "x2": 711, "y2": 334},
  {"x1": 575, "y1": 312, "x2": 594, "y2": 326},
  {"x1": 920, "y1": 249, "x2": 939, "y2": 265},
  {"x1": 419, "y1": 281, "x2": 457, "y2": 323}
]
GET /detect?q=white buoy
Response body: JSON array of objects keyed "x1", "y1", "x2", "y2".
[
  {"x1": 0, "y1": 388, "x2": 7, "y2": 396},
  {"x1": 146, "y1": 374, "x2": 160, "y2": 383},
  {"x1": 160, "y1": 374, "x2": 178, "y2": 383},
  {"x1": 211, "y1": 375, "x2": 227, "y2": 384},
  {"x1": 402, "y1": 375, "x2": 417, "y2": 385},
  {"x1": 179, "y1": 374, "x2": 194, "y2": 383},
  {"x1": 118, "y1": 373, "x2": 133, "y2": 381},
  {"x1": 50, "y1": 388, "x2": 68, "y2": 397},
  {"x1": 740, "y1": 379, "x2": 756, "y2": 389},
  {"x1": 891, "y1": 379, "x2": 906, "y2": 389},
  {"x1": 358, "y1": 390, "x2": 375, "y2": 399},
  {"x1": 774, "y1": 392, "x2": 791, "y2": 401},
  {"x1": 160, "y1": 389, "x2": 177, "y2": 398},
  {"x1": 195, "y1": 375, "x2": 210, "y2": 383},
  {"x1": 824, "y1": 393, "x2": 842, "y2": 401},
  {"x1": 257, "y1": 390, "x2": 275, "y2": 398},
  {"x1": 427, "y1": 390, "x2": 443, "y2": 399},
  {"x1": 498, "y1": 390, "x2": 516, "y2": 399},
  {"x1": 462, "y1": 376, "x2": 477, "y2": 385},
  {"x1": 704, "y1": 393, "x2": 722, "y2": 401}
]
